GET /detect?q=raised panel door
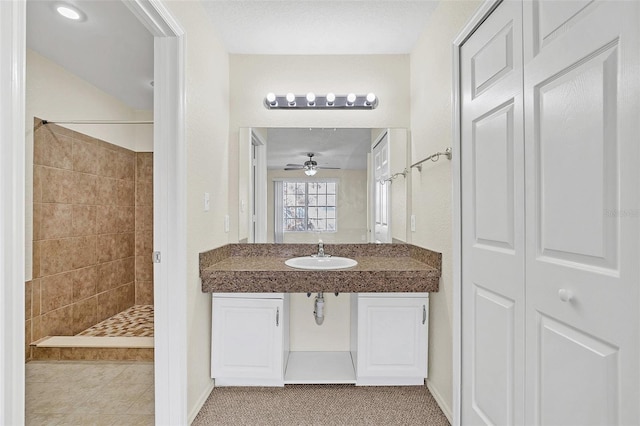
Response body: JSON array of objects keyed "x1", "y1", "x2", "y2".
[{"x1": 524, "y1": 1, "x2": 640, "y2": 423}]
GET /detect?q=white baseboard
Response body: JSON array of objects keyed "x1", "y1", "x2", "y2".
[
  {"x1": 188, "y1": 380, "x2": 215, "y2": 425},
  {"x1": 427, "y1": 380, "x2": 452, "y2": 424}
]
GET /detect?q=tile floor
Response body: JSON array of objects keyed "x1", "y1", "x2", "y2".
[
  {"x1": 78, "y1": 305, "x2": 154, "y2": 337},
  {"x1": 25, "y1": 361, "x2": 154, "y2": 425}
]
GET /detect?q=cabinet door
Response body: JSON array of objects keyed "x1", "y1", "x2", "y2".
[
  {"x1": 357, "y1": 296, "x2": 428, "y2": 385},
  {"x1": 211, "y1": 297, "x2": 283, "y2": 385}
]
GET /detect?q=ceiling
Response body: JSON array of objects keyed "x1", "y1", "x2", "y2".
[
  {"x1": 266, "y1": 128, "x2": 373, "y2": 170},
  {"x1": 201, "y1": 1, "x2": 439, "y2": 55},
  {"x1": 26, "y1": 0, "x2": 154, "y2": 110},
  {"x1": 26, "y1": 1, "x2": 437, "y2": 111}
]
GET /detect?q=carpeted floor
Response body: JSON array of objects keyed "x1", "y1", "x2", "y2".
[{"x1": 192, "y1": 384, "x2": 450, "y2": 425}]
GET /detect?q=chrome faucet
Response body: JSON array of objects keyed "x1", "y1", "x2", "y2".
[{"x1": 317, "y1": 239, "x2": 327, "y2": 257}]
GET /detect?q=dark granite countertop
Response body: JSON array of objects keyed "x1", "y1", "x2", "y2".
[{"x1": 200, "y1": 244, "x2": 441, "y2": 293}]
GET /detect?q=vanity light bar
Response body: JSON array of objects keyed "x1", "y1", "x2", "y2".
[{"x1": 264, "y1": 93, "x2": 378, "y2": 110}]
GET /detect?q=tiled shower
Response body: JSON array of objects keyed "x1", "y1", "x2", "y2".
[{"x1": 25, "y1": 119, "x2": 153, "y2": 360}]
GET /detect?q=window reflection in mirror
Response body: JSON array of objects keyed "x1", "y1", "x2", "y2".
[{"x1": 238, "y1": 127, "x2": 410, "y2": 244}]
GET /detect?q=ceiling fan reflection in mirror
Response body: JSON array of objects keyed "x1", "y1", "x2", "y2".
[{"x1": 284, "y1": 153, "x2": 340, "y2": 176}]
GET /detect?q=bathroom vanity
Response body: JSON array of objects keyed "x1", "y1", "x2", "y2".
[{"x1": 200, "y1": 243, "x2": 440, "y2": 387}]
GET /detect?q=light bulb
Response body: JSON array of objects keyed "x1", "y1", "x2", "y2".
[
  {"x1": 365, "y1": 93, "x2": 376, "y2": 105},
  {"x1": 306, "y1": 92, "x2": 316, "y2": 106},
  {"x1": 286, "y1": 93, "x2": 296, "y2": 106},
  {"x1": 305, "y1": 168, "x2": 317, "y2": 176},
  {"x1": 266, "y1": 92, "x2": 277, "y2": 106},
  {"x1": 346, "y1": 93, "x2": 356, "y2": 106},
  {"x1": 57, "y1": 5, "x2": 82, "y2": 20},
  {"x1": 326, "y1": 93, "x2": 336, "y2": 106}
]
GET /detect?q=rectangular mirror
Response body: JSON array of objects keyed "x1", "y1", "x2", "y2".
[{"x1": 238, "y1": 127, "x2": 411, "y2": 244}]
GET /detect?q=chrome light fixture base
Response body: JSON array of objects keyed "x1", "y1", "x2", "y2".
[{"x1": 264, "y1": 93, "x2": 378, "y2": 109}]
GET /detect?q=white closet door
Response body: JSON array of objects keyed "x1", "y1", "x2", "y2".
[
  {"x1": 523, "y1": 1, "x2": 640, "y2": 424},
  {"x1": 460, "y1": 1, "x2": 525, "y2": 424}
]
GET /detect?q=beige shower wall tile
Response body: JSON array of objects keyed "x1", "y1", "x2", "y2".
[
  {"x1": 40, "y1": 238, "x2": 74, "y2": 276},
  {"x1": 72, "y1": 139, "x2": 99, "y2": 174},
  {"x1": 41, "y1": 271, "x2": 74, "y2": 313},
  {"x1": 97, "y1": 147, "x2": 120, "y2": 179},
  {"x1": 25, "y1": 280, "x2": 32, "y2": 319},
  {"x1": 33, "y1": 241, "x2": 41, "y2": 278},
  {"x1": 96, "y1": 176, "x2": 118, "y2": 206},
  {"x1": 135, "y1": 231, "x2": 153, "y2": 256},
  {"x1": 135, "y1": 206, "x2": 153, "y2": 232},
  {"x1": 41, "y1": 305, "x2": 74, "y2": 336},
  {"x1": 73, "y1": 266, "x2": 97, "y2": 301},
  {"x1": 72, "y1": 235, "x2": 97, "y2": 269},
  {"x1": 97, "y1": 260, "x2": 119, "y2": 293},
  {"x1": 135, "y1": 281, "x2": 153, "y2": 306},
  {"x1": 72, "y1": 205, "x2": 96, "y2": 237},
  {"x1": 97, "y1": 288, "x2": 119, "y2": 322},
  {"x1": 31, "y1": 315, "x2": 43, "y2": 341},
  {"x1": 25, "y1": 319, "x2": 31, "y2": 360},
  {"x1": 33, "y1": 203, "x2": 42, "y2": 241},
  {"x1": 120, "y1": 256, "x2": 136, "y2": 285},
  {"x1": 117, "y1": 180, "x2": 135, "y2": 206},
  {"x1": 96, "y1": 205, "x2": 118, "y2": 235},
  {"x1": 119, "y1": 207, "x2": 135, "y2": 232},
  {"x1": 136, "y1": 181, "x2": 153, "y2": 206},
  {"x1": 136, "y1": 153, "x2": 153, "y2": 182},
  {"x1": 97, "y1": 258, "x2": 134, "y2": 293},
  {"x1": 135, "y1": 256, "x2": 153, "y2": 282},
  {"x1": 117, "y1": 282, "x2": 135, "y2": 312},
  {"x1": 34, "y1": 128, "x2": 73, "y2": 170},
  {"x1": 32, "y1": 279, "x2": 41, "y2": 317},
  {"x1": 72, "y1": 296, "x2": 97, "y2": 334},
  {"x1": 118, "y1": 152, "x2": 136, "y2": 181},
  {"x1": 41, "y1": 167, "x2": 74, "y2": 204},
  {"x1": 97, "y1": 233, "x2": 134, "y2": 263},
  {"x1": 33, "y1": 165, "x2": 42, "y2": 203},
  {"x1": 71, "y1": 172, "x2": 97, "y2": 205},
  {"x1": 40, "y1": 204, "x2": 73, "y2": 240}
]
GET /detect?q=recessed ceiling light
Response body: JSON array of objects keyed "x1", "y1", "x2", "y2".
[{"x1": 56, "y1": 4, "x2": 82, "y2": 21}]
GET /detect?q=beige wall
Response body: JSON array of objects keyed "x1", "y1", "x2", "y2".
[
  {"x1": 409, "y1": 0, "x2": 481, "y2": 418},
  {"x1": 25, "y1": 49, "x2": 153, "y2": 280},
  {"x1": 163, "y1": 1, "x2": 230, "y2": 421}
]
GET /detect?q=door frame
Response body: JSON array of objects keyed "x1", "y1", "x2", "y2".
[
  {"x1": 0, "y1": 0, "x2": 188, "y2": 423},
  {"x1": 451, "y1": 1, "x2": 502, "y2": 425}
]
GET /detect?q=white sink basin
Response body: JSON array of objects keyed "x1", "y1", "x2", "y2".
[{"x1": 285, "y1": 256, "x2": 358, "y2": 270}]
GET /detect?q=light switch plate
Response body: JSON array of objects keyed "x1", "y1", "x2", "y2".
[
  {"x1": 204, "y1": 192, "x2": 210, "y2": 211},
  {"x1": 224, "y1": 214, "x2": 230, "y2": 232},
  {"x1": 410, "y1": 214, "x2": 416, "y2": 232}
]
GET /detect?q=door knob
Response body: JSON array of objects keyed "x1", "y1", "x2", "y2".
[{"x1": 558, "y1": 288, "x2": 574, "y2": 302}]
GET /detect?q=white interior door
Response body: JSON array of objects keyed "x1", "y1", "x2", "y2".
[
  {"x1": 373, "y1": 133, "x2": 391, "y2": 243},
  {"x1": 460, "y1": 1, "x2": 525, "y2": 424},
  {"x1": 523, "y1": 1, "x2": 640, "y2": 424}
]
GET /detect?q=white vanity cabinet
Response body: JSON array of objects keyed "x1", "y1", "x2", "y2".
[
  {"x1": 211, "y1": 293, "x2": 289, "y2": 386},
  {"x1": 353, "y1": 293, "x2": 429, "y2": 385}
]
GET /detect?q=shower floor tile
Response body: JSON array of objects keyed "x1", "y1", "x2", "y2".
[{"x1": 77, "y1": 305, "x2": 154, "y2": 338}]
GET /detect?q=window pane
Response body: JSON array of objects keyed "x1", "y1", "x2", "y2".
[
  {"x1": 308, "y1": 194, "x2": 317, "y2": 206},
  {"x1": 296, "y1": 207, "x2": 306, "y2": 219},
  {"x1": 285, "y1": 195, "x2": 296, "y2": 206},
  {"x1": 286, "y1": 182, "x2": 296, "y2": 193},
  {"x1": 327, "y1": 207, "x2": 336, "y2": 218},
  {"x1": 296, "y1": 183, "x2": 305, "y2": 193},
  {"x1": 308, "y1": 207, "x2": 318, "y2": 218},
  {"x1": 327, "y1": 195, "x2": 336, "y2": 206},
  {"x1": 327, "y1": 182, "x2": 336, "y2": 193},
  {"x1": 317, "y1": 195, "x2": 326, "y2": 206},
  {"x1": 317, "y1": 182, "x2": 326, "y2": 193},
  {"x1": 326, "y1": 219, "x2": 336, "y2": 231}
]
